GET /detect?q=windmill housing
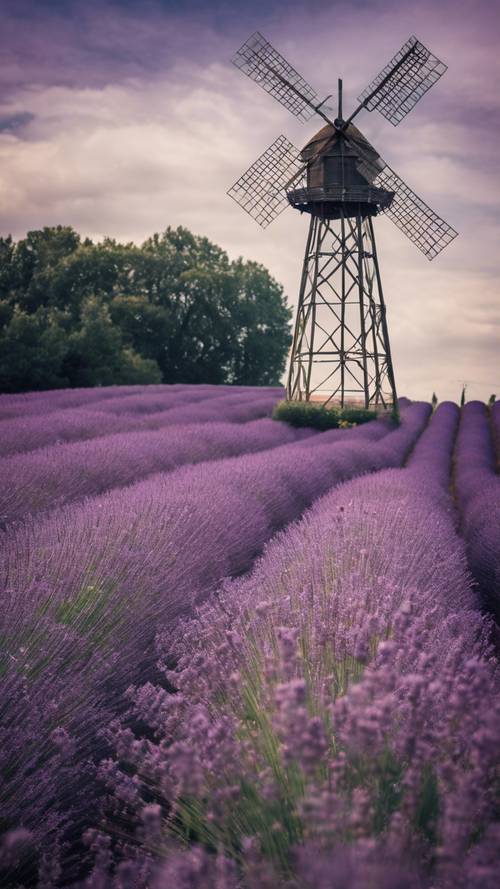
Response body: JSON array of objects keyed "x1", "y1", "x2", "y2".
[{"x1": 228, "y1": 33, "x2": 458, "y2": 409}]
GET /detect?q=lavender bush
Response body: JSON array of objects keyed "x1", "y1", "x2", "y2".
[
  {"x1": 0, "y1": 408, "x2": 148, "y2": 458},
  {"x1": 491, "y1": 400, "x2": 500, "y2": 467},
  {"x1": 0, "y1": 418, "x2": 314, "y2": 526},
  {"x1": 90, "y1": 387, "x2": 283, "y2": 416},
  {"x1": 406, "y1": 401, "x2": 459, "y2": 491},
  {"x1": 0, "y1": 383, "x2": 280, "y2": 421},
  {"x1": 0, "y1": 388, "x2": 282, "y2": 458},
  {"x1": 0, "y1": 385, "x2": 149, "y2": 421},
  {"x1": 0, "y1": 405, "x2": 428, "y2": 877},
  {"x1": 134, "y1": 391, "x2": 284, "y2": 430},
  {"x1": 9, "y1": 394, "x2": 498, "y2": 889},
  {"x1": 454, "y1": 401, "x2": 500, "y2": 616},
  {"x1": 97, "y1": 410, "x2": 499, "y2": 888}
]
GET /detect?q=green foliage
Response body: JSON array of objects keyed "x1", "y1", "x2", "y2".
[
  {"x1": 0, "y1": 225, "x2": 291, "y2": 392},
  {"x1": 108, "y1": 295, "x2": 172, "y2": 366},
  {"x1": 7, "y1": 226, "x2": 81, "y2": 313},
  {"x1": 460, "y1": 384, "x2": 467, "y2": 407},
  {"x1": 414, "y1": 764, "x2": 440, "y2": 845},
  {"x1": 119, "y1": 348, "x2": 162, "y2": 385},
  {"x1": 230, "y1": 259, "x2": 292, "y2": 386},
  {"x1": 341, "y1": 406, "x2": 380, "y2": 425},
  {"x1": 0, "y1": 305, "x2": 70, "y2": 392},
  {"x1": 488, "y1": 393, "x2": 496, "y2": 406},
  {"x1": 273, "y1": 399, "x2": 378, "y2": 430},
  {"x1": 63, "y1": 296, "x2": 161, "y2": 387},
  {"x1": 391, "y1": 401, "x2": 401, "y2": 426},
  {"x1": 431, "y1": 392, "x2": 438, "y2": 410}
]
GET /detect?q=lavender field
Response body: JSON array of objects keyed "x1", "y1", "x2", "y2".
[{"x1": 1, "y1": 385, "x2": 500, "y2": 888}]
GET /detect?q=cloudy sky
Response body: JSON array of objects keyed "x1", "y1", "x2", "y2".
[{"x1": 1, "y1": 0, "x2": 499, "y2": 401}]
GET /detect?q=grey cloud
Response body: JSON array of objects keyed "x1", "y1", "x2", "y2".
[{"x1": 0, "y1": 111, "x2": 35, "y2": 132}]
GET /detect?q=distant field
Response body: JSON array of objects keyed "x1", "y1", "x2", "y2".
[{"x1": 1, "y1": 384, "x2": 499, "y2": 887}]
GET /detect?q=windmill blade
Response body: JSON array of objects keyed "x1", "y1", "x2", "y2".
[
  {"x1": 232, "y1": 31, "x2": 320, "y2": 122},
  {"x1": 355, "y1": 155, "x2": 457, "y2": 260},
  {"x1": 356, "y1": 36, "x2": 447, "y2": 126},
  {"x1": 348, "y1": 133, "x2": 457, "y2": 259},
  {"x1": 377, "y1": 166, "x2": 457, "y2": 259},
  {"x1": 227, "y1": 135, "x2": 303, "y2": 228}
]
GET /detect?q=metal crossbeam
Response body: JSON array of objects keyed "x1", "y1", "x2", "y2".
[
  {"x1": 357, "y1": 36, "x2": 447, "y2": 126},
  {"x1": 227, "y1": 135, "x2": 302, "y2": 228},
  {"x1": 287, "y1": 213, "x2": 397, "y2": 407},
  {"x1": 232, "y1": 31, "x2": 319, "y2": 122}
]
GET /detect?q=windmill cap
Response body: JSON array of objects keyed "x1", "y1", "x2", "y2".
[{"x1": 301, "y1": 121, "x2": 383, "y2": 170}]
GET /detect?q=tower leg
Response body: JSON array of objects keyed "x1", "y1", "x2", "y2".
[{"x1": 286, "y1": 212, "x2": 397, "y2": 409}]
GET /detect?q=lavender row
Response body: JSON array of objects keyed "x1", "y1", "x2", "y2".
[
  {"x1": 0, "y1": 383, "x2": 190, "y2": 422},
  {"x1": 0, "y1": 406, "x2": 428, "y2": 866},
  {"x1": 0, "y1": 419, "x2": 314, "y2": 527},
  {"x1": 0, "y1": 405, "x2": 428, "y2": 667},
  {"x1": 84, "y1": 388, "x2": 229, "y2": 417},
  {"x1": 0, "y1": 391, "x2": 282, "y2": 458},
  {"x1": 454, "y1": 401, "x2": 500, "y2": 616},
  {"x1": 0, "y1": 384, "x2": 275, "y2": 432},
  {"x1": 0, "y1": 383, "x2": 282, "y2": 421},
  {"x1": 97, "y1": 414, "x2": 499, "y2": 888},
  {"x1": 84, "y1": 387, "x2": 244, "y2": 416},
  {"x1": 3, "y1": 413, "x2": 399, "y2": 528},
  {"x1": 134, "y1": 390, "x2": 282, "y2": 429},
  {"x1": 0, "y1": 407, "x2": 406, "y2": 643},
  {"x1": 89, "y1": 386, "x2": 283, "y2": 416},
  {"x1": 0, "y1": 384, "x2": 151, "y2": 421},
  {"x1": 406, "y1": 400, "x2": 459, "y2": 491},
  {"x1": 490, "y1": 399, "x2": 500, "y2": 467}
]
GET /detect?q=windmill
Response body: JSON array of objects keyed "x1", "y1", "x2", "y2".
[{"x1": 227, "y1": 33, "x2": 458, "y2": 409}]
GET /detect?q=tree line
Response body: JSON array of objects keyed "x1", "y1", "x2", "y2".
[{"x1": 0, "y1": 225, "x2": 292, "y2": 392}]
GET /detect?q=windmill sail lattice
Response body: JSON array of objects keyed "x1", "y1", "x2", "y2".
[
  {"x1": 352, "y1": 147, "x2": 458, "y2": 260},
  {"x1": 231, "y1": 32, "x2": 319, "y2": 121},
  {"x1": 227, "y1": 136, "x2": 302, "y2": 228},
  {"x1": 376, "y1": 166, "x2": 458, "y2": 259},
  {"x1": 228, "y1": 32, "x2": 457, "y2": 408},
  {"x1": 356, "y1": 36, "x2": 448, "y2": 126}
]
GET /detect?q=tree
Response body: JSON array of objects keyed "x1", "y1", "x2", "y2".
[
  {"x1": 0, "y1": 225, "x2": 291, "y2": 392},
  {"x1": 0, "y1": 306, "x2": 69, "y2": 392},
  {"x1": 160, "y1": 266, "x2": 236, "y2": 383},
  {"x1": 11, "y1": 226, "x2": 81, "y2": 312},
  {"x1": 48, "y1": 239, "x2": 143, "y2": 315},
  {"x1": 230, "y1": 259, "x2": 292, "y2": 385},
  {"x1": 63, "y1": 296, "x2": 161, "y2": 387},
  {"x1": 109, "y1": 295, "x2": 174, "y2": 368},
  {"x1": 0, "y1": 236, "x2": 15, "y2": 301},
  {"x1": 140, "y1": 226, "x2": 231, "y2": 306}
]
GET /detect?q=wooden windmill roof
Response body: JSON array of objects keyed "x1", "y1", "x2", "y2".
[{"x1": 301, "y1": 122, "x2": 384, "y2": 176}]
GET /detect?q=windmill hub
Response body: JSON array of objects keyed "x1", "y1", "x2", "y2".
[{"x1": 228, "y1": 31, "x2": 457, "y2": 409}]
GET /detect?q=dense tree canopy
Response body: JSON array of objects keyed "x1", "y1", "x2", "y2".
[{"x1": 0, "y1": 225, "x2": 292, "y2": 392}]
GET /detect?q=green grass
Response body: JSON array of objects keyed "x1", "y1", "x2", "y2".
[{"x1": 272, "y1": 400, "x2": 379, "y2": 430}]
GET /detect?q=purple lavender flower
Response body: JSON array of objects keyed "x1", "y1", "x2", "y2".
[
  {"x1": 454, "y1": 401, "x2": 500, "y2": 616},
  {"x1": 98, "y1": 405, "x2": 499, "y2": 887},
  {"x1": 6, "y1": 394, "x2": 495, "y2": 888}
]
